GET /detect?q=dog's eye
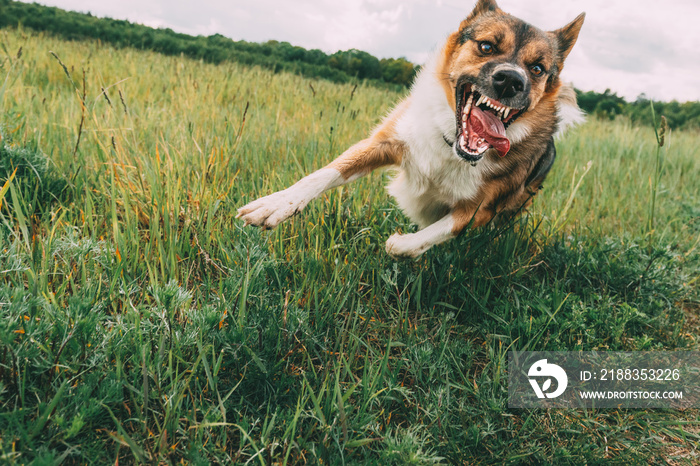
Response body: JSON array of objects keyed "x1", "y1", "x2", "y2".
[
  {"x1": 478, "y1": 42, "x2": 495, "y2": 55},
  {"x1": 530, "y1": 64, "x2": 545, "y2": 76}
]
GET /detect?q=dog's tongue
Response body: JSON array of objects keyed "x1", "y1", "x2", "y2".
[{"x1": 469, "y1": 107, "x2": 510, "y2": 157}]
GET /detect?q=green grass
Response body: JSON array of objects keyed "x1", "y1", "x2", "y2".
[{"x1": 0, "y1": 27, "x2": 699, "y2": 464}]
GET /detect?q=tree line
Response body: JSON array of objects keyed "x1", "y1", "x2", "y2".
[
  {"x1": 0, "y1": 0, "x2": 418, "y2": 89},
  {"x1": 1, "y1": 0, "x2": 698, "y2": 130},
  {"x1": 576, "y1": 89, "x2": 700, "y2": 131}
]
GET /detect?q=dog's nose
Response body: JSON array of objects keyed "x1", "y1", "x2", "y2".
[{"x1": 492, "y1": 70, "x2": 525, "y2": 99}]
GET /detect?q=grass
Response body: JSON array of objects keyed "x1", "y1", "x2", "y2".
[{"x1": 0, "y1": 26, "x2": 699, "y2": 464}]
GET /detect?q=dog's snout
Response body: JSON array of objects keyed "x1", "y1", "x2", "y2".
[{"x1": 492, "y1": 70, "x2": 525, "y2": 99}]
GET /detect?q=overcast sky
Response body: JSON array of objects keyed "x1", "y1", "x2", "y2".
[{"x1": 30, "y1": 0, "x2": 700, "y2": 102}]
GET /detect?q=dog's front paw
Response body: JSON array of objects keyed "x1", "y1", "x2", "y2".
[
  {"x1": 236, "y1": 190, "x2": 307, "y2": 229},
  {"x1": 385, "y1": 233, "x2": 428, "y2": 259}
]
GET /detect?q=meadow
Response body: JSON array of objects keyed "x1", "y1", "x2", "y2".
[{"x1": 0, "y1": 27, "x2": 698, "y2": 464}]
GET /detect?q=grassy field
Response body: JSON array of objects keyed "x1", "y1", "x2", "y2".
[{"x1": 0, "y1": 27, "x2": 699, "y2": 464}]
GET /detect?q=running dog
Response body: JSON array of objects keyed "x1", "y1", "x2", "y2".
[{"x1": 237, "y1": 0, "x2": 585, "y2": 258}]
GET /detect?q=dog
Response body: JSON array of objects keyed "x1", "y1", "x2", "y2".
[{"x1": 237, "y1": 0, "x2": 585, "y2": 258}]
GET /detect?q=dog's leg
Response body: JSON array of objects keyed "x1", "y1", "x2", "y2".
[
  {"x1": 236, "y1": 166, "x2": 345, "y2": 229},
  {"x1": 237, "y1": 103, "x2": 406, "y2": 229},
  {"x1": 386, "y1": 200, "x2": 494, "y2": 258}
]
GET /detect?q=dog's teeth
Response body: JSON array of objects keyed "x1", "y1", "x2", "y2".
[
  {"x1": 503, "y1": 108, "x2": 511, "y2": 119},
  {"x1": 476, "y1": 95, "x2": 485, "y2": 107},
  {"x1": 463, "y1": 93, "x2": 473, "y2": 121}
]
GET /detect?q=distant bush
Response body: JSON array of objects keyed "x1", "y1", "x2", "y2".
[{"x1": 576, "y1": 89, "x2": 700, "y2": 131}]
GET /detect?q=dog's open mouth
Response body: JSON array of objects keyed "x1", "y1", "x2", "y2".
[{"x1": 455, "y1": 83, "x2": 523, "y2": 161}]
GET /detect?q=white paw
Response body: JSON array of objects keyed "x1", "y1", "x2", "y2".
[
  {"x1": 385, "y1": 233, "x2": 428, "y2": 259},
  {"x1": 237, "y1": 168, "x2": 343, "y2": 229},
  {"x1": 236, "y1": 190, "x2": 308, "y2": 229}
]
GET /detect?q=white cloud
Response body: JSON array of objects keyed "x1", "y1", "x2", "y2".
[{"x1": 323, "y1": 3, "x2": 405, "y2": 51}]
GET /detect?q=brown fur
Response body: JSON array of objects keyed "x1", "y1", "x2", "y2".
[
  {"x1": 327, "y1": 99, "x2": 408, "y2": 178},
  {"x1": 451, "y1": 198, "x2": 496, "y2": 235},
  {"x1": 438, "y1": 2, "x2": 577, "y2": 235},
  {"x1": 550, "y1": 13, "x2": 586, "y2": 66}
]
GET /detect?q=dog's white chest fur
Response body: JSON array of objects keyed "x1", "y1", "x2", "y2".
[{"x1": 388, "y1": 63, "x2": 492, "y2": 228}]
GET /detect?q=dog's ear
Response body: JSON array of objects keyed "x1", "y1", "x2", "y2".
[
  {"x1": 466, "y1": 0, "x2": 500, "y2": 21},
  {"x1": 551, "y1": 13, "x2": 585, "y2": 63}
]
